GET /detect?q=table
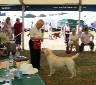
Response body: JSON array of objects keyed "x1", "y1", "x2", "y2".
[
  {"x1": 0, "y1": 69, "x2": 45, "y2": 85},
  {"x1": 13, "y1": 56, "x2": 29, "y2": 68},
  {"x1": 14, "y1": 57, "x2": 29, "y2": 62},
  {"x1": 13, "y1": 74, "x2": 45, "y2": 85}
]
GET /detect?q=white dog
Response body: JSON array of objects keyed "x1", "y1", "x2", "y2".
[{"x1": 42, "y1": 48, "x2": 79, "y2": 78}]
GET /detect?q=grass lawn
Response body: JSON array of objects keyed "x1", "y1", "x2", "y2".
[{"x1": 38, "y1": 51, "x2": 96, "y2": 85}]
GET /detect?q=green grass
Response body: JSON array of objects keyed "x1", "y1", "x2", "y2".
[
  {"x1": 38, "y1": 51, "x2": 96, "y2": 85},
  {"x1": 5, "y1": 50, "x2": 96, "y2": 85}
]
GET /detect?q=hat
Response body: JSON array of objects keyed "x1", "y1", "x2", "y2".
[{"x1": 19, "y1": 63, "x2": 38, "y2": 74}]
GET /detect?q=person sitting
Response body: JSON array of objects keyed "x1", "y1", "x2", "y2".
[
  {"x1": 79, "y1": 27, "x2": 94, "y2": 52},
  {"x1": 69, "y1": 28, "x2": 79, "y2": 52}
]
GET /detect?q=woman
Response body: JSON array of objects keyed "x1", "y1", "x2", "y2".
[
  {"x1": 69, "y1": 28, "x2": 79, "y2": 52},
  {"x1": 2, "y1": 17, "x2": 13, "y2": 40},
  {"x1": 29, "y1": 19, "x2": 44, "y2": 70}
]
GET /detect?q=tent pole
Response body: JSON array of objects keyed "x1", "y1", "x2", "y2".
[
  {"x1": 78, "y1": 0, "x2": 82, "y2": 32},
  {"x1": 22, "y1": 5, "x2": 25, "y2": 50},
  {"x1": 19, "y1": 0, "x2": 25, "y2": 50}
]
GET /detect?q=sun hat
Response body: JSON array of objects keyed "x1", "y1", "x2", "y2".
[{"x1": 19, "y1": 63, "x2": 38, "y2": 74}]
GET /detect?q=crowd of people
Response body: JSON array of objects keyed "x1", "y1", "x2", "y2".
[
  {"x1": 28, "y1": 19, "x2": 95, "y2": 70},
  {"x1": 0, "y1": 17, "x2": 22, "y2": 45},
  {"x1": 46, "y1": 21, "x2": 95, "y2": 53},
  {"x1": 0, "y1": 17, "x2": 22, "y2": 56},
  {"x1": 60, "y1": 23, "x2": 94, "y2": 53},
  {"x1": 0, "y1": 17, "x2": 95, "y2": 71}
]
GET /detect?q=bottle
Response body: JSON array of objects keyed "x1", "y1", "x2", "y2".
[
  {"x1": 9, "y1": 51, "x2": 14, "y2": 67},
  {"x1": 15, "y1": 68, "x2": 22, "y2": 79}
]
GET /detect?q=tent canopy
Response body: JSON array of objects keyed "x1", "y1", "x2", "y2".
[{"x1": 0, "y1": 0, "x2": 96, "y2": 5}]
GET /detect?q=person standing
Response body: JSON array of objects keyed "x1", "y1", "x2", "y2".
[
  {"x1": 64, "y1": 22, "x2": 70, "y2": 43},
  {"x1": 64, "y1": 22, "x2": 70, "y2": 54},
  {"x1": 48, "y1": 22, "x2": 53, "y2": 40},
  {"x1": 2, "y1": 17, "x2": 13, "y2": 39},
  {"x1": 29, "y1": 19, "x2": 44, "y2": 70},
  {"x1": 14, "y1": 18, "x2": 22, "y2": 45},
  {"x1": 76, "y1": 21, "x2": 83, "y2": 38}
]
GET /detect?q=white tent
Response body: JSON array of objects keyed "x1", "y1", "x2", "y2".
[
  {"x1": 0, "y1": 0, "x2": 96, "y2": 5},
  {"x1": 0, "y1": 0, "x2": 95, "y2": 49}
]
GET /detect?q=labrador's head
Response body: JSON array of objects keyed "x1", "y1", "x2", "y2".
[{"x1": 41, "y1": 48, "x2": 51, "y2": 56}]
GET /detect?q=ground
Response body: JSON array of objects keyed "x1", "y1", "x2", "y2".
[
  {"x1": 39, "y1": 51, "x2": 96, "y2": 85},
  {"x1": 24, "y1": 31, "x2": 96, "y2": 85}
]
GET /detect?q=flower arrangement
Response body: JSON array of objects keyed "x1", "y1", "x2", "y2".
[
  {"x1": 0, "y1": 32, "x2": 9, "y2": 45},
  {"x1": 0, "y1": 32, "x2": 9, "y2": 56}
]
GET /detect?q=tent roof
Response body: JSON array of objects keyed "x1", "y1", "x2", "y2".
[{"x1": 0, "y1": 0, "x2": 96, "y2": 5}]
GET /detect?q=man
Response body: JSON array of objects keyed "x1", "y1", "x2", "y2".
[
  {"x1": 79, "y1": 27, "x2": 94, "y2": 52},
  {"x1": 64, "y1": 22, "x2": 70, "y2": 43},
  {"x1": 64, "y1": 22, "x2": 70, "y2": 54},
  {"x1": 14, "y1": 18, "x2": 22, "y2": 45},
  {"x1": 29, "y1": 19, "x2": 44, "y2": 70}
]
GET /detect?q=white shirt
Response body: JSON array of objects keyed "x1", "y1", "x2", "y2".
[
  {"x1": 30, "y1": 26, "x2": 43, "y2": 38},
  {"x1": 80, "y1": 32, "x2": 93, "y2": 44},
  {"x1": 64, "y1": 25, "x2": 70, "y2": 32}
]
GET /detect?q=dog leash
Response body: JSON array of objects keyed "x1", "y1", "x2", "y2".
[
  {"x1": 14, "y1": 32, "x2": 22, "y2": 39},
  {"x1": 41, "y1": 37, "x2": 48, "y2": 48},
  {"x1": 41, "y1": 41, "x2": 45, "y2": 48}
]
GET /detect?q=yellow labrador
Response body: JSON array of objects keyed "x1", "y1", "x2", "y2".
[{"x1": 42, "y1": 48, "x2": 79, "y2": 78}]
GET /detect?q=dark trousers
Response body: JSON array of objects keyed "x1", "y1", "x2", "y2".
[
  {"x1": 29, "y1": 39, "x2": 41, "y2": 70},
  {"x1": 65, "y1": 33, "x2": 70, "y2": 43},
  {"x1": 15, "y1": 34, "x2": 21, "y2": 45},
  {"x1": 65, "y1": 33, "x2": 70, "y2": 51},
  {"x1": 79, "y1": 41, "x2": 94, "y2": 52}
]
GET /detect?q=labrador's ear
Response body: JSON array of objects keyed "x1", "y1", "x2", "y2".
[
  {"x1": 41, "y1": 48, "x2": 44, "y2": 54},
  {"x1": 41, "y1": 48, "x2": 47, "y2": 55},
  {"x1": 41, "y1": 48, "x2": 50, "y2": 56}
]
